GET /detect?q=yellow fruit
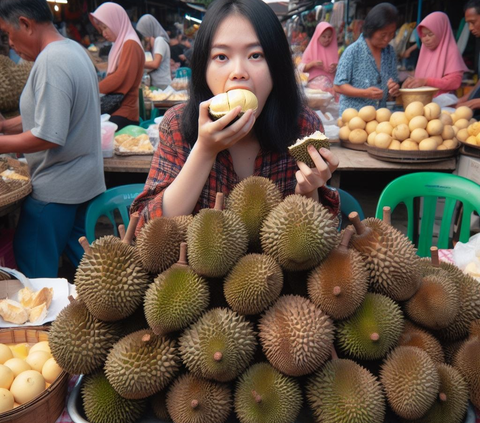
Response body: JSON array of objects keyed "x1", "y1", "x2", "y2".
[
  {"x1": 0, "y1": 388, "x2": 14, "y2": 413},
  {"x1": 348, "y1": 116, "x2": 366, "y2": 130},
  {"x1": 451, "y1": 113, "x2": 458, "y2": 123},
  {"x1": 342, "y1": 108, "x2": 358, "y2": 123},
  {"x1": 466, "y1": 136, "x2": 477, "y2": 145},
  {"x1": 3, "y1": 358, "x2": 31, "y2": 377},
  {"x1": 349, "y1": 129, "x2": 368, "y2": 144},
  {"x1": 401, "y1": 140, "x2": 419, "y2": 150},
  {"x1": 41, "y1": 358, "x2": 62, "y2": 384},
  {"x1": 439, "y1": 111, "x2": 453, "y2": 126},
  {"x1": 376, "y1": 108, "x2": 392, "y2": 123},
  {"x1": 0, "y1": 365, "x2": 13, "y2": 389},
  {"x1": 339, "y1": 125, "x2": 351, "y2": 141},
  {"x1": 337, "y1": 118, "x2": 343, "y2": 127},
  {"x1": 358, "y1": 105, "x2": 376, "y2": 122},
  {"x1": 9, "y1": 343, "x2": 30, "y2": 360},
  {"x1": 388, "y1": 140, "x2": 401, "y2": 150},
  {"x1": 457, "y1": 128, "x2": 469, "y2": 142},
  {"x1": 455, "y1": 106, "x2": 473, "y2": 121},
  {"x1": 424, "y1": 102, "x2": 441, "y2": 120},
  {"x1": 10, "y1": 370, "x2": 45, "y2": 405},
  {"x1": 426, "y1": 119, "x2": 443, "y2": 136},
  {"x1": 0, "y1": 344, "x2": 13, "y2": 364},
  {"x1": 375, "y1": 133, "x2": 392, "y2": 149},
  {"x1": 367, "y1": 131, "x2": 377, "y2": 146},
  {"x1": 430, "y1": 135, "x2": 443, "y2": 146},
  {"x1": 405, "y1": 101, "x2": 424, "y2": 121},
  {"x1": 410, "y1": 128, "x2": 429, "y2": 143},
  {"x1": 376, "y1": 121, "x2": 393, "y2": 135},
  {"x1": 25, "y1": 351, "x2": 50, "y2": 373},
  {"x1": 468, "y1": 122, "x2": 480, "y2": 136},
  {"x1": 29, "y1": 341, "x2": 51, "y2": 357},
  {"x1": 419, "y1": 138, "x2": 438, "y2": 151},
  {"x1": 442, "y1": 125, "x2": 455, "y2": 140},
  {"x1": 365, "y1": 120, "x2": 379, "y2": 134},
  {"x1": 390, "y1": 111, "x2": 409, "y2": 127},
  {"x1": 437, "y1": 144, "x2": 447, "y2": 150},
  {"x1": 455, "y1": 118, "x2": 470, "y2": 130},
  {"x1": 442, "y1": 139, "x2": 458, "y2": 149},
  {"x1": 392, "y1": 123, "x2": 410, "y2": 141},
  {"x1": 409, "y1": 116, "x2": 428, "y2": 131}
]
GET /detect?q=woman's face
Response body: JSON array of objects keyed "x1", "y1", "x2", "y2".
[
  {"x1": 319, "y1": 28, "x2": 333, "y2": 47},
  {"x1": 206, "y1": 14, "x2": 273, "y2": 117},
  {"x1": 369, "y1": 22, "x2": 396, "y2": 49},
  {"x1": 420, "y1": 27, "x2": 439, "y2": 50},
  {"x1": 95, "y1": 20, "x2": 116, "y2": 42}
]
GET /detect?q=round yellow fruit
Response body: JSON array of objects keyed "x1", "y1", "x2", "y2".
[
  {"x1": 388, "y1": 140, "x2": 401, "y2": 150},
  {"x1": 29, "y1": 342, "x2": 51, "y2": 357},
  {"x1": 401, "y1": 140, "x2": 419, "y2": 150},
  {"x1": 430, "y1": 135, "x2": 443, "y2": 146},
  {"x1": 455, "y1": 118, "x2": 470, "y2": 130},
  {"x1": 376, "y1": 121, "x2": 393, "y2": 135},
  {"x1": 409, "y1": 115, "x2": 428, "y2": 131},
  {"x1": 457, "y1": 128, "x2": 469, "y2": 142},
  {"x1": 337, "y1": 118, "x2": 343, "y2": 127},
  {"x1": 443, "y1": 139, "x2": 458, "y2": 149},
  {"x1": 476, "y1": 133, "x2": 480, "y2": 144},
  {"x1": 451, "y1": 113, "x2": 458, "y2": 124},
  {"x1": 424, "y1": 102, "x2": 441, "y2": 120},
  {"x1": 437, "y1": 144, "x2": 447, "y2": 150},
  {"x1": 9, "y1": 343, "x2": 29, "y2": 360},
  {"x1": 455, "y1": 106, "x2": 473, "y2": 121},
  {"x1": 410, "y1": 128, "x2": 429, "y2": 143},
  {"x1": 390, "y1": 111, "x2": 408, "y2": 127},
  {"x1": 466, "y1": 136, "x2": 478, "y2": 145},
  {"x1": 439, "y1": 111, "x2": 453, "y2": 126},
  {"x1": 339, "y1": 126, "x2": 351, "y2": 141},
  {"x1": 0, "y1": 345, "x2": 13, "y2": 365},
  {"x1": 375, "y1": 133, "x2": 392, "y2": 149},
  {"x1": 405, "y1": 101, "x2": 424, "y2": 120},
  {"x1": 441, "y1": 125, "x2": 455, "y2": 140},
  {"x1": 365, "y1": 120, "x2": 379, "y2": 134},
  {"x1": 419, "y1": 138, "x2": 438, "y2": 151},
  {"x1": 426, "y1": 119, "x2": 444, "y2": 136},
  {"x1": 367, "y1": 131, "x2": 377, "y2": 146},
  {"x1": 376, "y1": 108, "x2": 392, "y2": 123},
  {"x1": 10, "y1": 370, "x2": 45, "y2": 405},
  {"x1": 42, "y1": 358, "x2": 62, "y2": 384},
  {"x1": 349, "y1": 129, "x2": 368, "y2": 144},
  {"x1": 0, "y1": 388, "x2": 14, "y2": 413},
  {"x1": 358, "y1": 105, "x2": 376, "y2": 122},
  {"x1": 348, "y1": 116, "x2": 366, "y2": 130},
  {"x1": 26, "y1": 351, "x2": 50, "y2": 373},
  {"x1": 392, "y1": 123, "x2": 410, "y2": 141},
  {"x1": 0, "y1": 365, "x2": 13, "y2": 389},
  {"x1": 342, "y1": 108, "x2": 358, "y2": 123},
  {"x1": 4, "y1": 358, "x2": 31, "y2": 378}
]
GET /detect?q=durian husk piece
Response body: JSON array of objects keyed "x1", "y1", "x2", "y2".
[
  {"x1": 234, "y1": 362, "x2": 302, "y2": 423},
  {"x1": 0, "y1": 299, "x2": 28, "y2": 324},
  {"x1": 307, "y1": 359, "x2": 386, "y2": 423},
  {"x1": 166, "y1": 373, "x2": 232, "y2": 423},
  {"x1": 380, "y1": 346, "x2": 440, "y2": 420},
  {"x1": 307, "y1": 227, "x2": 368, "y2": 320},
  {"x1": 288, "y1": 130, "x2": 330, "y2": 167},
  {"x1": 208, "y1": 89, "x2": 258, "y2": 120},
  {"x1": 453, "y1": 337, "x2": 480, "y2": 409},
  {"x1": 259, "y1": 295, "x2": 334, "y2": 377},
  {"x1": 398, "y1": 321, "x2": 445, "y2": 364}
]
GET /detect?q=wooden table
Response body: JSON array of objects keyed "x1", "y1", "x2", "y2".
[{"x1": 104, "y1": 154, "x2": 153, "y2": 173}]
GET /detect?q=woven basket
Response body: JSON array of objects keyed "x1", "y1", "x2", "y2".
[
  {"x1": 0, "y1": 328, "x2": 69, "y2": 423},
  {"x1": 0, "y1": 157, "x2": 32, "y2": 208}
]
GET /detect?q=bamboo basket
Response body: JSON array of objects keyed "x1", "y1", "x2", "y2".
[
  {"x1": 0, "y1": 157, "x2": 32, "y2": 209},
  {"x1": 0, "y1": 328, "x2": 69, "y2": 423}
]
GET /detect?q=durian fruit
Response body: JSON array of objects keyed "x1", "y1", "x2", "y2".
[
  {"x1": 49, "y1": 297, "x2": 121, "y2": 375},
  {"x1": 307, "y1": 227, "x2": 368, "y2": 320},
  {"x1": 260, "y1": 194, "x2": 339, "y2": 271},
  {"x1": 187, "y1": 193, "x2": 249, "y2": 278},
  {"x1": 259, "y1": 295, "x2": 334, "y2": 376},
  {"x1": 150, "y1": 389, "x2": 171, "y2": 422},
  {"x1": 144, "y1": 243, "x2": 209, "y2": 336},
  {"x1": 443, "y1": 339, "x2": 466, "y2": 365},
  {"x1": 105, "y1": 329, "x2": 179, "y2": 399},
  {"x1": 166, "y1": 373, "x2": 232, "y2": 423},
  {"x1": 82, "y1": 371, "x2": 147, "y2": 423},
  {"x1": 172, "y1": 214, "x2": 194, "y2": 241},
  {"x1": 453, "y1": 337, "x2": 480, "y2": 408},
  {"x1": 224, "y1": 254, "x2": 283, "y2": 315},
  {"x1": 398, "y1": 321, "x2": 445, "y2": 364},
  {"x1": 75, "y1": 231, "x2": 150, "y2": 322},
  {"x1": 208, "y1": 89, "x2": 258, "y2": 120},
  {"x1": 136, "y1": 216, "x2": 183, "y2": 274},
  {"x1": 349, "y1": 210, "x2": 421, "y2": 301},
  {"x1": 470, "y1": 319, "x2": 480, "y2": 339},
  {"x1": 410, "y1": 364, "x2": 469, "y2": 423},
  {"x1": 380, "y1": 346, "x2": 440, "y2": 420},
  {"x1": 336, "y1": 293, "x2": 404, "y2": 360},
  {"x1": 307, "y1": 358, "x2": 386, "y2": 423},
  {"x1": 288, "y1": 131, "x2": 330, "y2": 167},
  {"x1": 179, "y1": 307, "x2": 257, "y2": 382},
  {"x1": 225, "y1": 176, "x2": 282, "y2": 250},
  {"x1": 234, "y1": 362, "x2": 302, "y2": 423}
]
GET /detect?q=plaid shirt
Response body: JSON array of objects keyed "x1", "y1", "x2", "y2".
[{"x1": 131, "y1": 103, "x2": 340, "y2": 231}]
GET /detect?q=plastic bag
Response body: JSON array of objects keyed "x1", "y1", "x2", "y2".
[
  {"x1": 453, "y1": 233, "x2": 480, "y2": 281},
  {"x1": 115, "y1": 125, "x2": 147, "y2": 137}
]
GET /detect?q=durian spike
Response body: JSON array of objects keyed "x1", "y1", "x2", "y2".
[
  {"x1": 348, "y1": 212, "x2": 367, "y2": 235},
  {"x1": 214, "y1": 192, "x2": 225, "y2": 211},
  {"x1": 430, "y1": 246, "x2": 440, "y2": 267},
  {"x1": 78, "y1": 236, "x2": 92, "y2": 256},
  {"x1": 439, "y1": 392, "x2": 447, "y2": 402},
  {"x1": 190, "y1": 399, "x2": 199, "y2": 409},
  {"x1": 339, "y1": 227, "x2": 354, "y2": 251},
  {"x1": 213, "y1": 351, "x2": 223, "y2": 361},
  {"x1": 330, "y1": 346, "x2": 338, "y2": 360},
  {"x1": 370, "y1": 333, "x2": 380, "y2": 342},
  {"x1": 177, "y1": 242, "x2": 188, "y2": 267},
  {"x1": 251, "y1": 390, "x2": 262, "y2": 404},
  {"x1": 383, "y1": 206, "x2": 392, "y2": 226},
  {"x1": 118, "y1": 224, "x2": 126, "y2": 240},
  {"x1": 123, "y1": 212, "x2": 139, "y2": 245}
]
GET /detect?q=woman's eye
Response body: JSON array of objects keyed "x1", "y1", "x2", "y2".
[
  {"x1": 214, "y1": 54, "x2": 227, "y2": 61},
  {"x1": 250, "y1": 52, "x2": 263, "y2": 59}
]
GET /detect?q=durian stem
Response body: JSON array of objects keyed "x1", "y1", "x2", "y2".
[
  {"x1": 439, "y1": 392, "x2": 447, "y2": 402},
  {"x1": 190, "y1": 399, "x2": 199, "y2": 409},
  {"x1": 118, "y1": 224, "x2": 126, "y2": 240},
  {"x1": 333, "y1": 286, "x2": 341, "y2": 296},
  {"x1": 177, "y1": 242, "x2": 188, "y2": 266},
  {"x1": 370, "y1": 333, "x2": 380, "y2": 342},
  {"x1": 78, "y1": 236, "x2": 92, "y2": 256},
  {"x1": 214, "y1": 192, "x2": 224, "y2": 211},
  {"x1": 251, "y1": 390, "x2": 262, "y2": 404},
  {"x1": 67, "y1": 295, "x2": 75, "y2": 304},
  {"x1": 383, "y1": 206, "x2": 392, "y2": 225},
  {"x1": 142, "y1": 334, "x2": 151, "y2": 342},
  {"x1": 330, "y1": 346, "x2": 338, "y2": 360},
  {"x1": 213, "y1": 352, "x2": 223, "y2": 362},
  {"x1": 339, "y1": 227, "x2": 354, "y2": 251},
  {"x1": 430, "y1": 247, "x2": 440, "y2": 267},
  {"x1": 348, "y1": 212, "x2": 366, "y2": 235},
  {"x1": 123, "y1": 212, "x2": 139, "y2": 245}
]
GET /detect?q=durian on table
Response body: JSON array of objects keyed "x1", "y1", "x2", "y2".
[{"x1": 46, "y1": 178, "x2": 480, "y2": 423}]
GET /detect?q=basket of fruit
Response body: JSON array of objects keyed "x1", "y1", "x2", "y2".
[
  {"x1": 0, "y1": 157, "x2": 31, "y2": 210},
  {"x1": 0, "y1": 328, "x2": 68, "y2": 423}
]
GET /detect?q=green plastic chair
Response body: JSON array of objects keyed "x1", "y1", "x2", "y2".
[
  {"x1": 375, "y1": 172, "x2": 480, "y2": 257},
  {"x1": 175, "y1": 67, "x2": 191, "y2": 79},
  {"x1": 85, "y1": 184, "x2": 145, "y2": 243}
]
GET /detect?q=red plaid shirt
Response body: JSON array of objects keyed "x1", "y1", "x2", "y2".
[{"x1": 131, "y1": 103, "x2": 340, "y2": 231}]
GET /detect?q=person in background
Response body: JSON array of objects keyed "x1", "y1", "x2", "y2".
[
  {"x1": 130, "y1": 0, "x2": 340, "y2": 231},
  {"x1": 334, "y1": 3, "x2": 400, "y2": 113},
  {"x1": 90, "y1": 2, "x2": 144, "y2": 129},
  {"x1": 170, "y1": 29, "x2": 189, "y2": 69},
  {"x1": 403, "y1": 12, "x2": 467, "y2": 96},
  {"x1": 299, "y1": 22, "x2": 338, "y2": 94},
  {"x1": 136, "y1": 14, "x2": 172, "y2": 90},
  {"x1": 0, "y1": 0, "x2": 105, "y2": 278}
]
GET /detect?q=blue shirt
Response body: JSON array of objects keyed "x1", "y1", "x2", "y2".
[{"x1": 334, "y1": 34, "x2": 398, "y2": 113}]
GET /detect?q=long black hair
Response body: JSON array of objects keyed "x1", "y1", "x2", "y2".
[
  {"x1": 181, "y1": 0, "x2": 303, "y2": 153},
  {"x1": 363, "y1": 3, "x2": 398, "y2": 39}
]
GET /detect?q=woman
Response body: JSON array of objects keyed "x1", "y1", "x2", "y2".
[
  {"x1": 130, "y1": 0, "x2": 340, "y2": 231},
  {"x1": 90, "y1": 2, "x2": 144, "y2": 129},
  {"x1": 136, "y1": 14, "x2": 172, "y2": 90},
  {"x1": 334, "y1": 3, "x2": 400, "y2": 113},
  {"x1": 299, "y1": 22, "x2": 338, "y2": 93},
  {"x1": 402, "y1": 12, "x2": 467, "y2": 95}
]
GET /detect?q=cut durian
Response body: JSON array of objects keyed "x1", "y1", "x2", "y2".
[
  {"x1": 0, "y1": 299, "x2": 28, "y2": 325},
  {"x1": 288, "y1": 131, "x2": 330, "y2": 167},
  {"x1": 208, "y1": 89, "x2": 258, "y2": 120},
  {"x1": 28, "y1": 303, "x2": 47, "y2": 324}
]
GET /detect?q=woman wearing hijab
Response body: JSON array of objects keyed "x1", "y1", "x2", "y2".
[
  {"x1": 300, "y1": 22, "x2": 339, "y2": 94},
  {"x1": 90, "y1": 2, "x2": 144, "y2": 129},
  {"x1": 136, "y1": 14, "x2": 172, "y2": 89},
  {"x1": 403, "y1": 12, "x2": 467, "y2": 95}
]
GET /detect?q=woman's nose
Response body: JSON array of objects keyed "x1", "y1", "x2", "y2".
[{"x1": 230, "y1": 59, "x2": 249, "y2": 80}]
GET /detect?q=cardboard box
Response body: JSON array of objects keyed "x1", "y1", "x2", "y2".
[{"x1": 456, "y1": 155, "x2": 480, "y2": 185}]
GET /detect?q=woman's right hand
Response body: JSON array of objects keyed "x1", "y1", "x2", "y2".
[
  {"x1": 196, "y1": 99, "x2": 256, "y2": 156},
  {"x1": 363, "y1": 87, "x2": 384, "y2": 100}
]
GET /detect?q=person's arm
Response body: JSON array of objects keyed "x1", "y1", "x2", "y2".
[
  {"x1": 402, "y1": 43, "x2": 417, "y2": 58},
  {"x1": 426, "y1": 72, "x2": 463, "y2": 92},
  {"x1": 0, "y1": 131, "x2": 58, "y2": 154},
  {"x1": 458, "y1": 78, "x2": 480, "y2": 104},
  {"x1": 0, "y1": 116, "x2": 23, "y2": 135},
  {"x1": 144, "y1": 53, "x2": 162, "y2": 70},
  {"x1": 304, "y1": 61, "x2": 323, "y2": 72},
  {"x1": 334, "y1": 84, "x2": 384, "y2": 100},
  {"x1": 456, "y1": 98, "x2": 480, "y2": 109}
]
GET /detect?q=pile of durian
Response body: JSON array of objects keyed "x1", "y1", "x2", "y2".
[{"x1": 48, "y1": 177, "x2": 480, "y2": 423}]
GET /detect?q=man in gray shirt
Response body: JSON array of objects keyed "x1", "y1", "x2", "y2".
[{"x1": 0, "y1": 0, "x2": 105, "y2": 278}]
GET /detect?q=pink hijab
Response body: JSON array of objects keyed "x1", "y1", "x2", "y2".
[
  {"x1": 415, "y1": 12, "x2": 467, "y2": 80},
  {"x1": 90, "y1": 2, "x2": 143, "y2": 75},
  {"x1": 301, "y1": 22, "x2": 338, "y2": 81}
]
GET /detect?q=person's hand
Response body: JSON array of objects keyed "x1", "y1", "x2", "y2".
[
  {"x1": 387, "y1": 78, "x2": 400, "y2": 97},
  {"x1": 315, "y1": 60, "x2": 324, "y2": 69},
  {"x1": 329, "y1": 63, "x2": 337, "y2": 73},
  {"x1": 364, "y1": 87, "x2": 384, "y2": 100},
  {"x1": 456, "y1": 99, "x2": 480, "y2": 110},
  {"x1": 295, "y1": 146, "x2": 339, "y2": 196},
  {"x1": 402, "y1": 77, "x2": 426, "y2": 89},
  {"x1": 196, "y1": 100, "x2": 256, "y2": 156}
]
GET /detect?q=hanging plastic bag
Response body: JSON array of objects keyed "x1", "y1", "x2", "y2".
[{"x1": 453, "y1": 232, "x2": 480, "y2": 281}]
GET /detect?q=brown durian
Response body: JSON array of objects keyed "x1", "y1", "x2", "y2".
[
  {"x1": 398, "y1": 321, "x2": 445, "y2": 364},
  {"x1": 453, "y1": 337, "x2": 480, "y2": 408}
]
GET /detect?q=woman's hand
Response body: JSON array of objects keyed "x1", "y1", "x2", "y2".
[
  {"x1": 363, "y1": 87, "x2": 384, "y2": 100},
  {"x1": 387, "y1": 78, "x2": 400, "y2": 97},
  {"x1": 310, "y1": 60, "x2": 323, "y2": 70},
  {"x1": 196, "y1": 100, "x2": 256, "y2": 157},
  {"x1": 295, "y1": 146, "x2": 339, "y2": 197},
  {"x1": 328, "y1": 63, "x2": 337, "y2": 74},
  {"x1": 402, "y1": 77, "x2": 427, "y2": 89}
]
